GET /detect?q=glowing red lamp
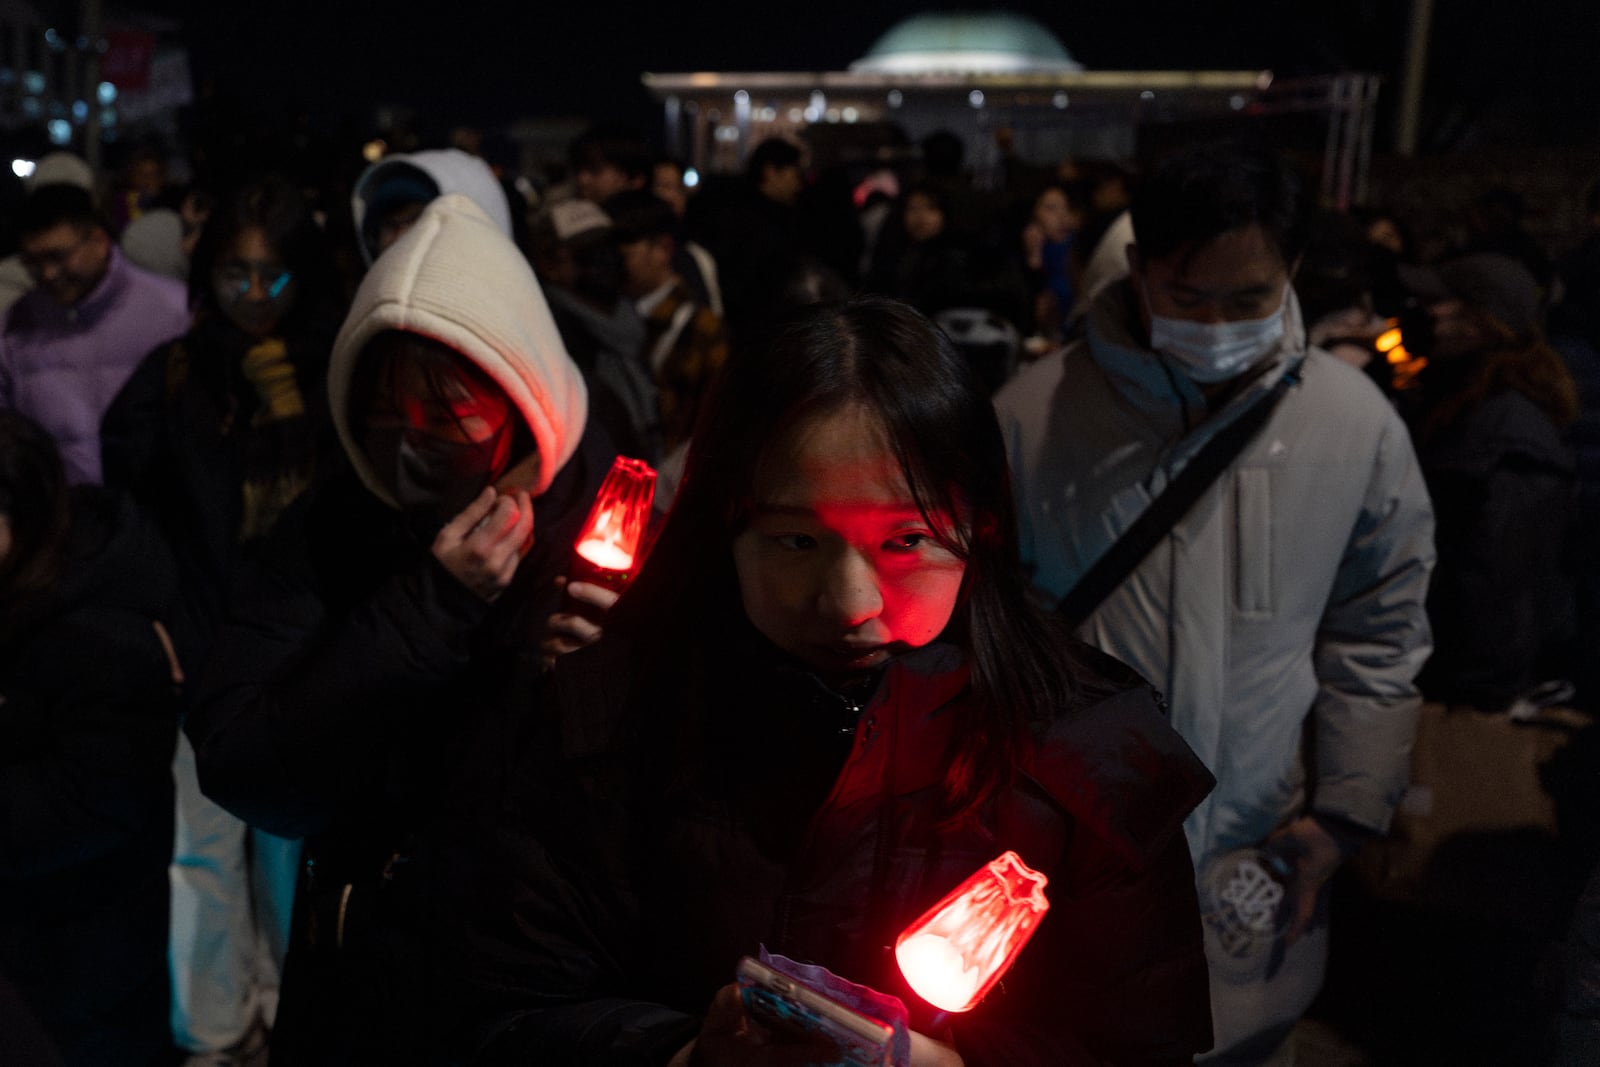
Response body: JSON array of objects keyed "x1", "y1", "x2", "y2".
[
  {"x1": 894, "y1": 851, "x2": 1050, "y2": 1013},
  {"x1": 571, "y1": 456, "x2": 657, "y2": 591}
]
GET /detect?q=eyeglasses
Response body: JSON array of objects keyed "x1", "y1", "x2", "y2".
[{"x1": 214, "y1": 261, "x2": 293, "y2": 301}]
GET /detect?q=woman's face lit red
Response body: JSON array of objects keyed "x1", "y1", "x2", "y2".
[{"x1": 732, "y1": 403, "x2": 967, "y2": 680}]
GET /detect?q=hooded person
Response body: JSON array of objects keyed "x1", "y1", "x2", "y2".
[
  {"x1": 183, "y1": 193, "x2": 613, "y2": 1063},
  {"x1": 350, "y1": 147, "x2": 514, "y2": 267}
]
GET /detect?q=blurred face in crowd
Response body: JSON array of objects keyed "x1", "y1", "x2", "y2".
[
  {"x1": 1366, "y1": 217, "x2": 1405, "y2": 257},
  {"x1": 129, "y1": 157, "x2": 165, "y2": 198},
  {"x1": 20, "y1": 222, "x2": 112, "y2": 307},
  {"x1": 619, "y1": 234, "x2": 674, "y2": 300},
  {"x1": 1131, "y1": 223, "x2": 1293, "y2": 329},
  {"x1": 1424, "y1": 298, "x2": 1494, "y2": 360},
  {"x1": 761, "y1": 163, "x2": 804, "y2": 207},
  {"x1": 903, "y1": 192, "x2": 945, "y2": 243},
  {"x1": 652, "y1": 162, "x2": 688, "y2": 218},
  {"x1": 211, "y1": 226, "x2": 295, "y2": 338},
  {"x1": 576, "y1": 162, "x2": 640, "y2": 205},
  {"x1": 733, "y1": 402, "x2": 967, "y2": 682},
  {"x1": 1031, "y1": 187, "x2": 1080, "y2": 244}
]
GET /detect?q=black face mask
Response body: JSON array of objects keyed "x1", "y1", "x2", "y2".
[{"x1": 364, "y1": 421, "x2": 514, "y2": 521}]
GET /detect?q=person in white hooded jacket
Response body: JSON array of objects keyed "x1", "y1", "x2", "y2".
[
  {"x1": 183, "y1": 194, "x2": 612, "y2": 1063},
  {"x1": 994, "y1": 142, "x2": 1435, "y2": 1066},
  {"x1": 350, "y1": 148, "x2": 514, "y2": 267}
]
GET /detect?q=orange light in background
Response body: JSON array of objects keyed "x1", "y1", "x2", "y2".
[
  {"x1": 895, "y1": 851, "x2": 1050, "y2": 1013},
  {"x1": 572, "y1": 456, "x2": 657, "y2": 591},
  {"x1": 1377, "y1": 318, "x2": 1427, "y2": 390}
]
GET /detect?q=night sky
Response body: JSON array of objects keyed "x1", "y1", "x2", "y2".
[{"x1": 150, "y1": 0, "x2": 1600, "y2": 149}]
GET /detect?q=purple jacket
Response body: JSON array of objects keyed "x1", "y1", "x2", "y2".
[{"x1": 0, "y1": 247, "x2": 189, "y2": 484}]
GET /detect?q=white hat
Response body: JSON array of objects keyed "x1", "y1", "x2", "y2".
[{"x1": 547, "y1": 199, "x2": 611, "y2": 242}]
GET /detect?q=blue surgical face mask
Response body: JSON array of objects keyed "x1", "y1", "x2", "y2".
[{"x1": 1149, "y1": 288, "x2": 1289, "y2": 383}]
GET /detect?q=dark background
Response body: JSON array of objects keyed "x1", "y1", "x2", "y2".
[{"x1": 146, "y1": 0, "x2": 1600, "y2": 152}]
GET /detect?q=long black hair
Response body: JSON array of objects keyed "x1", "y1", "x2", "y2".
[{"x1": 615, "y1": 296, "x2": 1085, "y2": 819}]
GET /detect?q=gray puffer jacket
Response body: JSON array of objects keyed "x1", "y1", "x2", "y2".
[{"x1": 995, "y1": 280, "x2": 1436, "y2": 862}]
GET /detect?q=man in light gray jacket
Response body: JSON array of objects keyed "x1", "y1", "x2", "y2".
[{"x1": 994, "y1": 141, "x2": 1435, "y2": 1065}]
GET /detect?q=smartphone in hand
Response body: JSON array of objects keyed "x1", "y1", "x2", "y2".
[{"x1": 735, "y1": 956, "x2": 894, "y2": 1067}]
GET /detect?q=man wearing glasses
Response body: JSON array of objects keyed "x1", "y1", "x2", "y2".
[{"x1": 1, "y1": 182, "x2": 190, "y2": 484}]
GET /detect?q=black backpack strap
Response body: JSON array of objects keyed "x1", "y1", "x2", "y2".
[{"x1": 1057, "y1": 361, "x2": 1303, "y2": 629}]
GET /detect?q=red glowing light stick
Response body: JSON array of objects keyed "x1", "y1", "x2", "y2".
[
  {"x1": 894, "y1": 850, "x2": 1050, "y2": 1013},
  {"x1": 571, "y1": 456, "x2": 657, "y2": 592}
]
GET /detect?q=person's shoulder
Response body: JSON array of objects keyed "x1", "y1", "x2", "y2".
[
  {"x1": 993, "y1": 341, "x2": 1080, "y2": 419},
  {"x1": 116, "y1": 264, "x2": 190, "y2": 337},
  {"x1": 1461, "y1": 388, "x2": 1572, "y2": 467},
  {"x1": 1022, "y1": 640, "x2": 1214, "y2": 868},
  {"x1": 121, "y1": 334, "x2": 183, "y2": 391},
  {"x1": 121, "y1": 254, "x2": 187, "y2": 299},
  {"x1": 1293, "y1": 348, "x2": 1401, "y2": 420}
]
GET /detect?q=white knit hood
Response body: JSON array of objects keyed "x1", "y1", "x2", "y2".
[
  {"x1": 329, "y1": 194, "x2": 587, "y2": 504},
  {"x1": 351, "y1": 148, "x2": 513, "y2": 265}
]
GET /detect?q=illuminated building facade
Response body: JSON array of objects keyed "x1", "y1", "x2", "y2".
[{"x1": 645, "y1": 11, "x2": 1378, "y2": 209}]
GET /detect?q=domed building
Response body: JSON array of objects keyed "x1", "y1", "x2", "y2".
[
  {"x1": 644, "y1": 10, "x2": 1376, "y2": 209},
  {"x1": 848, "y1": 11, "x2": 1083, "y2": 75}
]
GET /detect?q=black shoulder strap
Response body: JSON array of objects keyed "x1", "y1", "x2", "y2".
[{"x1": 1057, "y1": 362, "x2": 1302, "y2": 629}]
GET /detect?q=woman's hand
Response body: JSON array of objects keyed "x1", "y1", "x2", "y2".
[
  {"x1": 431, "y1": 487, "x2": 533, "y2": 602},
  {"x1": 674, "y1": 984, "x2": 966, "y2": 1067},
  {"x1": 909, "y1": 1030, "x2": 964, "y2": 1067},
  {"x1": 680, "y1": 984, "x2": 841, "y2": 1066},
  {"x1": 538, "y1": 578, "x2": 619, "y2": 670}
]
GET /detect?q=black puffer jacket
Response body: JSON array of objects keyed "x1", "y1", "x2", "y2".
[
  {"x1": 452, "y1": 632, "x2": 1216, "y2": 1066},
  {"x1": 1410, "y1": 383, "x2": 1577, "y2": 709},
  {"x1": 184, "y1": 422, "x2": 613, "y2": 1065},
  {"x1": 100, "y1": 310, "x2": 339, "y2": 661},
  {"x1": 0, "y1": 487, "x2": 181, "y2": 1066}
]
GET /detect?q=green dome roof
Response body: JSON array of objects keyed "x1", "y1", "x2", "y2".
[{"x1": 851, "y1": 12, "x2": 1082, "y2": 74}]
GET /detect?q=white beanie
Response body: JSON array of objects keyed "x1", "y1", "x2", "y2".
[
  {"x1": 328, "y1": 194, "x2": 587, "y2": 504},
  {"x1": 26, "y1": 151, "x2": 95, "y2": 193}
]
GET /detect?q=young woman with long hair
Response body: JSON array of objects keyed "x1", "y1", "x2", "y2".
[{"x1": 458, "y1": 297, "x2": 1216, "y2": 1066}]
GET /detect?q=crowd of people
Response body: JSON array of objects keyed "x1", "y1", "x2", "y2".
[{"x1": 0, "y1": 116, "x2": 1597, "y2": 1067}]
